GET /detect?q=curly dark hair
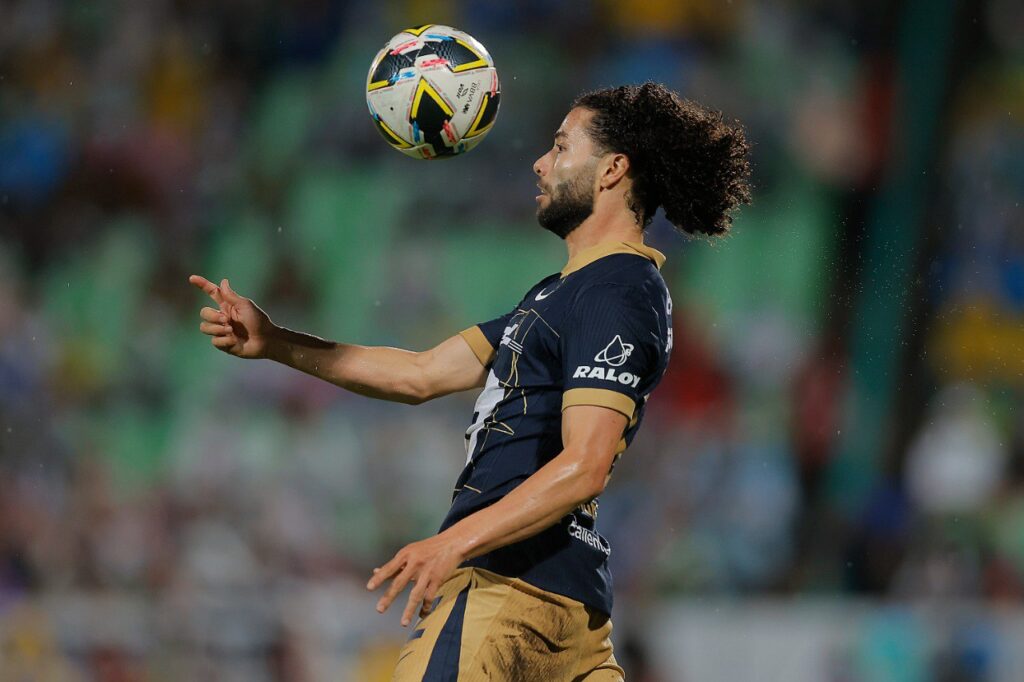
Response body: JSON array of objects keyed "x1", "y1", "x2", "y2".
[{"x1": 574, "y1": 82, "x2": 752, "y2": 237}]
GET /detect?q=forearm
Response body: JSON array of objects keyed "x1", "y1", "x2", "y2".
[
  {"x1": 444, "y1": 449, "x2": 602, "y2": 560},
  {"x1": 266, "y1": 326, "x2": 425, "y2": 404}
]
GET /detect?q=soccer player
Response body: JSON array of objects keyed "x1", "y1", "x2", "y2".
[{"x1": 190, "y1": 82, "x2": 750, "y2": 680}]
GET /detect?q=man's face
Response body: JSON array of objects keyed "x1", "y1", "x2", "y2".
[{"x1": 533, "y1": 108, "x2": 600, "y2": 239}]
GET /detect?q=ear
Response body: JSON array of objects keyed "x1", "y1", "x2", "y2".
[{"x1": 598, "y1": 152, "x2": 631, "y2": 190}]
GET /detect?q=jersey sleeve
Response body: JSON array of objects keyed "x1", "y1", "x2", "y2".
[
  {"x1": 459, "y1": 309, "x2": 517, "y2": 368},
  {"x1": 561, "y1": 284, "x2": 662, "y2": 420}
]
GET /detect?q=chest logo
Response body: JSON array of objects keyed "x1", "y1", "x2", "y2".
[
  {"x1": 535, "y1": 282, "x2": 560, "y2": 301},
  {"x1": 594, "y1": 335, "x2": 634, "y2": 367}
]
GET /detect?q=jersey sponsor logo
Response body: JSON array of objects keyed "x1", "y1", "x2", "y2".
[
  {"x1": 568, "y1": 518, "x2": 611, "y2": 556},
  {"x1": 594, "y1": 335, "x2": 633, "y2": 367},
  {"x1": 571, "y1": 365, "x2": 642, "y2": 388}
]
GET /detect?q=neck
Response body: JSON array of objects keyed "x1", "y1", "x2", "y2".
[{"x1": 565, "y1": 209, "x2": 644, "y2": 262}]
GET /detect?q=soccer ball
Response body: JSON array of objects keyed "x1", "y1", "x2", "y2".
[{"x1": 366, "y1": 25, "x2": 500, "y2": 160}]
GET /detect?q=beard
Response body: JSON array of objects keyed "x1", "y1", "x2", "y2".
[{"x1": 536, "y1": 166, "x2": 596, "y2": 239}]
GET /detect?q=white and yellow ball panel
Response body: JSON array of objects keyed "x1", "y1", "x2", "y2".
[{"x1": 365, "y1": 24, "x2": 499, "y2": 160}]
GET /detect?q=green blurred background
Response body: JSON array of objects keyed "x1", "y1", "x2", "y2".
[{"x1": 0, "y1": 0, "x2": 1022, "y2": 680}]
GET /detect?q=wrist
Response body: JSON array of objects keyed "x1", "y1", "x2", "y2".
[
  {"x1": 263, "y1": 324, "x2": 286, "y2": 362},
  {"x1": 443, "y1": 523, "x2": 479, "y2": 562}
]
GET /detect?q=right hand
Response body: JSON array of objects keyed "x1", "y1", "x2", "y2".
[{"x1": 188, "y1": 275, "x2": 275, "y2": 359}]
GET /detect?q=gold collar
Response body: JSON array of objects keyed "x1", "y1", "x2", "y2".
[{"x1": 561, "y1": 241, "x2": 666, "y2": 277}]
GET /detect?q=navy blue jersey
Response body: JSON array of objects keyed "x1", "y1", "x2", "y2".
[{"x1": 440, "y1": 241, "x2": 673, "y2": 615}]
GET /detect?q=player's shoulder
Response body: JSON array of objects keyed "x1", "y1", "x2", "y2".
[
  {"x1": 574, "y1": 246, "x2": 664, "y2": 282},
  {"x1": 571, "y1": 253, "x2": 669, "y2": 303},
  {"x1": 517, "y1": 271, "x2": 563, "y2": 305}
]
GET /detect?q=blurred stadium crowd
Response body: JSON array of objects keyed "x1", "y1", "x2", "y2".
[{"x1": 1, "y1": 0, "x2": 1022, "y2": 680}]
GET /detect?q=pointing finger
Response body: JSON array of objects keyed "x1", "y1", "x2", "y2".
[{"x1": 188, "y1": 275, "x2": 224, "y2": 305}]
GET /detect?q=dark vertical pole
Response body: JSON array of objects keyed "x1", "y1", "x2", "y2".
[{"x1": 828, "y1": 0, "x2": 961, "y2": 513}]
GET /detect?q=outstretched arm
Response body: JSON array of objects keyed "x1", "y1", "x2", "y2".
[
  {"x1": 367, "y1": 403, "x2": 627, "y2": 625},
  {"x1": 267, "y1": 326, "x2": 486, "y2": 404},
  {"x1": 189, "y1": 275, "x2": 486, "y2": 404}
]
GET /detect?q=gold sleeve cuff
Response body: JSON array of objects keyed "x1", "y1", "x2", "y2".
[
  {"x1": 459, "y1": 326, "x2": 495, "y2": 367},
  {"x1": 562, "y1": 388, "x2": 636, "y2": 420}
]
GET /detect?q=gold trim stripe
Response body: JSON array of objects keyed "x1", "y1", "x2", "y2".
[
  {"x1": 459, "y1": 326, "x2": 495, "y2": 367},
  {"x1": 562, "y1": 388, "x2": 635, "y2": 420}
]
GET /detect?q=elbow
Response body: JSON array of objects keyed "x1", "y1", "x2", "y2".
[
  {"x1": 397, "y1": 375, "x2": 432, "y2": 404},
  {"x1": 570, "y1": 459, "x2": 610, "y2": 503},
  {"x1": 557, "y1": 448, "x2": 612, "y2": 504},
  {"x1": 404, "y1": 390, "x2": 431, "y2": 405},
  {"x1": 405, "y1": 351, "x2": 438, "y2": 405},
  {"x1": 582, "y1": 473, "x2": 608, "y2": 501}
]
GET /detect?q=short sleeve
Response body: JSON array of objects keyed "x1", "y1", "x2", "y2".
[
  {"x1": 459, "y1": 309, "x2": 518, "y2": 368},
  {"x1": 561, "y1": 284, "x2": 662, "y2": 420}
]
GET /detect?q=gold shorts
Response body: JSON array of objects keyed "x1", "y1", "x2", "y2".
[{"x1": 392, "y1": 567, "x2": 624, "y2": 681}]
